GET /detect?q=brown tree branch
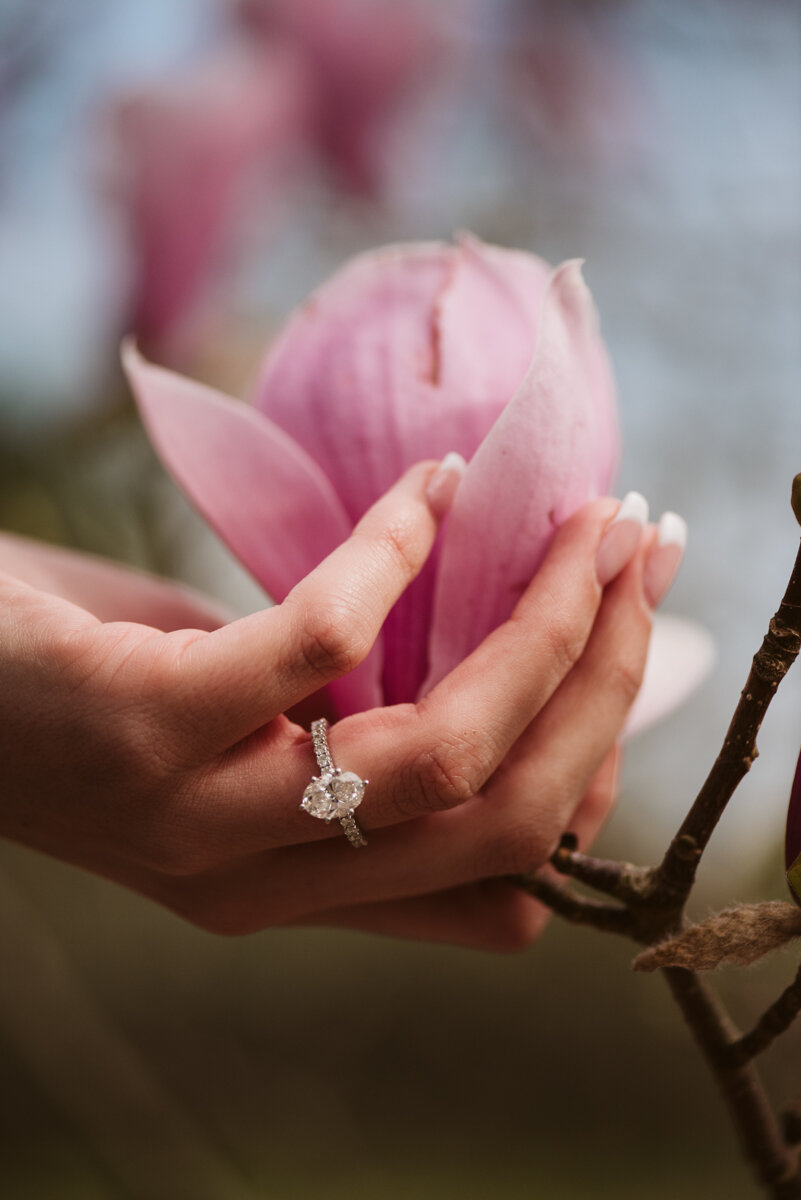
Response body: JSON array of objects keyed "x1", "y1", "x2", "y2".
[
  {"x1": 515, "y1": 873, "x2": 633, "y2": 936},
  {"x1": 654, "y1": 537, "x2": 801, "y2": 905},
  {"x1": 515, "y1": 506, "x2": 801, "y2": 1197},
  {"x1": 664, "y1": 969, "x2": 801, "y2": 1197},
  {"x1": 730, "y1": 961, "x2": 801, "y2": 1067},
  {"x1": 550, "y1": 834, "x2": 652, "y2": 904}
]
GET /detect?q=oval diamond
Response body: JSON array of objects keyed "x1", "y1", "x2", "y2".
[
  {"x1": 301, "y1": 771, "x2": 336, "y2": 819},
  {"x1": 330, "y1": 771, "x2": 365, "y2": 815}
]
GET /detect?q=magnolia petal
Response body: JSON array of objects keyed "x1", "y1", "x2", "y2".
[
  {"x1": 435, "y1": 234, "x2": 552, "y2": 415},
  {"x1": 256, "y1": 236, "x2": 564, "y2": 705},
  {"x1": 623, "y1": 614, "x2": 716, "y2": 738},
  {"x1": 378, "y1": 237, "x2": 555, "y2": 704},
  {"x1": 122, "y1": 343, "x2": 353, "y2": 600},
  {"x1": 378, "y1": 556, "x2": 439, "y2": 707},
  {"x1": 786, "y1": 748, "x2": 801, "y2": 905},
  {"x1": 255, "y1": 239, "x2": 554, "y2": 526},
  {"x1": 255, "y1": 243, "x2": 453, "y2": 524},
  {"x1": 124, "y1": 345, "x2": 383, "y2": 716},
  {"x1": 422, "y1": 260, "x2": 620, "y2": 695}
]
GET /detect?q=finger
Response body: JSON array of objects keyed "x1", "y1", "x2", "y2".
[
  {"x1": 292, "y1": 880, "x2": 550, "y2": 952},
  {"x1": 139, "y1": 824, "x2": 552, "y2": 941},
  {"x1": 388, "y1": 559, "x2": 644, "y2": 896},
  {"x1": 72, "y1": 837, "x2": 550, "y2": 950},
  {"x1": 565, "y1": 744, "x2": 622, "y2": 852},
  {"x1": 0, "y1": 533, "x2": 233, "y2": 630},
  {"x1": 476, "y1": 539, "x2": 651, "y2": 849},
  {"x1": 0, "y1": 569, "x2": 99, "y2": 639},
  {"x1": 169, "y1": 497, "x2": 622, "y2": 860},
  {"x1": 129, "y1": 748, "x2": 623, "y2": 938},
  {"x1": 163, "y1": 459, "x2": 448, "y2": 750},
  {"x1": 524, "y1": 746, "x2": 622, "y2": 901},
  {"x1": 277, "y1": 548, "x2": 647, "y2": 890},
  {"x1": 329, "y1": 495, "x2": 621, "y2": 823}
]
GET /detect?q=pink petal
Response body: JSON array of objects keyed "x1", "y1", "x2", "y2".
[
  {"x1": 434, "y1": 234, "x2": 552, "y2": 414},
  {"x1": 123, "y1": 344, "x2": 352, "y2": 600},
  {"x1": 255, "y1": 236, "x2": 559, "y2": 703},
  {"x1": 123, "y1": 345, "x2": 383, "y2": 715},
  {"x1": 422, "y1": 259, "x2": 620, "y2": 695},
  {"x1": 379, "y1": 555, "x2": 439, "y2": 707},
  {"x1": 112, "y1": 43, "x2": 310, "y2": 357},
  {"x1": 378, "y1": 238, "x2": 555, "y2": 703},
  {"x1": 255, "y1": 239, "x2": 552, "y2": 526},
  {"x1": 623, "y1": 614, "x2": 716, "y2": 739},
  {"x1": 254, "y1": 243, "x2": 454, "y2": 523}
]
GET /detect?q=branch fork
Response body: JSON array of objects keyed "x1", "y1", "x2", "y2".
[{"x1": 515, "y1": 493, "x2": 801, "y2": 1198}]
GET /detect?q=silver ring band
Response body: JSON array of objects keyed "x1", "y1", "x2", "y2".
[{"x1": 300, "y1": 719, "x2": 368, "y2": 848}]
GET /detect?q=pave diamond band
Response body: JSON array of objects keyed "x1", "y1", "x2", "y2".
[
  {"x1": 301, "y1": 719, "x2": 368, "y2": 848},
  {"x1": 311, "y1": 718, "x2": 334, "y2": 774}
]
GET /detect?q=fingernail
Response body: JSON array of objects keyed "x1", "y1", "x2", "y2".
[
  {"x1": 595, "y1": 491, "x2": 649, "y2": 586},
  {"x1": 426, "y1": 452, "x2": 467, "y2": 519},
  {"x1": 643, "y1": 512, "x2": 687, "y2": 607}
]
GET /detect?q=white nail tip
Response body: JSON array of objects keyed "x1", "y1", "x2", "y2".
[
  {"x1": 439, "y1": 451, "x2": 467, "y2": 476},
  {"x1": 657, "y1": 511, "x2": 687, "y2": 550},
  {"x1": 612, "y1": 491, "x2": 649, "y2": 527}
]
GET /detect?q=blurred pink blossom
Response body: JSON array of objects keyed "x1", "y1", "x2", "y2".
[
  {"x1": 124, "y1": 234, "x2": 709, "y2": 723},
  {"x1": 236, "y1": 0, "x2": 443, "y2": 195},
  {"x1": 112, "y1": 41, "x2": 311, "y2": 358},
  {"x1": 496, "y1": 0, "x2": 648, "y2": 166}
]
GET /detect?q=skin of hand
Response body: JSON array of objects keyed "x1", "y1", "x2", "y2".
[{"x1": 0, "y1": 463, "x2": 655, "y2": 952}]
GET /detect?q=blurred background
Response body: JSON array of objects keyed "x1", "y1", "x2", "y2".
[{"x1": 0, "y1": 0, "x2": 799, "y2": 1195}]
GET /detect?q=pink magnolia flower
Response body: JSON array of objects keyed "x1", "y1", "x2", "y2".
[
  {"x1": 504, "y1": 1, "x2": 647, "y2": 165},
  {"x1": 124, "y1": 234, "x2": 711, "y2": 722},
  {"x1": 111, "y1": 41, "x2": 311, "y2": 358},
  {"x1": 787, "y1": 752, "x2": 801, "y2": 905},
  {"x1": 236, "y1": 0, "x2": 442, "y2": 196}
]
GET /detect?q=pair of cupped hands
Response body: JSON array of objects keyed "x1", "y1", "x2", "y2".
[{"x1": 0, "y1": 458, "x2": 683, "y2": 951}]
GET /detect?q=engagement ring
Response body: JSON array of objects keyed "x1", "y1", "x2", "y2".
[{"x1": 301, "y1": 719, "x2": 368, "y2": 848}]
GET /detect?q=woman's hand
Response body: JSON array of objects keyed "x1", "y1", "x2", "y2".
[{"x1": 0, "y1": 463, "x2": 665, "y2": 951}]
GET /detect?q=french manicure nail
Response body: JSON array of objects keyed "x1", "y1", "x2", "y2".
[
  {"x1": 595, "y1": 491, "x2": 649, "y2": 586},
  {"x1": 426, "y1": 451, "x2": 467, "y2": 519},
  {"x1": 643, "y1": 511, "x2": 687, "y2": 607}
]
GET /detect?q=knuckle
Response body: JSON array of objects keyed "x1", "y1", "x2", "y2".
[
  {"x1": 378, "y1": 519, "x2": 423, "y2": 582},
  {"x1": 543, "y1": 612, "x2": 587, "y2": 677},
  {"x1": 296, "y1": 605, "x2": 371, "y2": 683},
  {"x1": 414, "y1": 734, "x2": 489, "y2": 811},
  {"x1": 607, "y1": 645, "x2": 648, "y2": 707}
]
